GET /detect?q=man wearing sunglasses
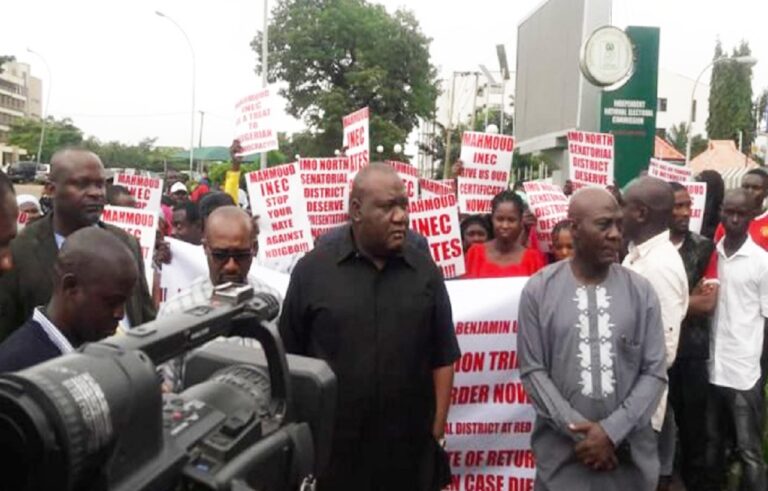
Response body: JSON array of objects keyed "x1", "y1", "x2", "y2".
[{"x1": 158, "y1": 205, "x2": 281, "y2": 391}]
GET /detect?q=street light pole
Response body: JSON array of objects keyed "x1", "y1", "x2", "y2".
[
  {"x1": 685, "y1": 55, "x2": 758, "y2": 164},
  {"x1": 156, "y1": 11, "x2": 196, "y2": 175},
  {"x1": 26, "y1": 48, "x2": 51, "y2": 164},
  {"x1": 260, "y1": 0, "x2": 269, "y2": 170}
]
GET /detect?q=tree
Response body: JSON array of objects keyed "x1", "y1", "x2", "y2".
[
  {"x1": 255, "y1": 0, "x2": 439, "y2": 159},
  {"x1": 667, "y1": 122, "x2": 707, "y2": 159},
  {"x1": 707, "y1": 40, "x2": 755, "y2": 153},
  {"x1": 0, "y1": 55, "x2": 15, "y2": 74},
  {"x1": 756, "y1": 88, "x2": 768, "y2": 134},
  {"x1": 8, "y1": 116, "x2": 83, "y2": 162}
]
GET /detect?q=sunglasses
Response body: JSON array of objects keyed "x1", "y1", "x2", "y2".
[{"x1": 209, "y1": 248, "x2": 253, "y2": 263}]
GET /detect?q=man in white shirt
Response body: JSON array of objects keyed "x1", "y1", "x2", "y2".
[
  {"x1": 621, "y1": 177, "x2": 689, "y2": 490},
  {"x1": 160, "y1": 206, "x2": 282, "y2": 391},
  {"x1": 0, "y1": 228, "x2": 138, "y2": 371},
  {"x1": 704, "y1": 189, "x2": 768, "y2": 491}
]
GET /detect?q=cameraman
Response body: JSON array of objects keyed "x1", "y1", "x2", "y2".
[{"x1": 0, "y1": 228, "x2": 138, "y2": 371}]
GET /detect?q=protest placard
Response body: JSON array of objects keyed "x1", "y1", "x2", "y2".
[
  {"x1": 101, "y1": 205, "x2": 157, "y2": 291},
  {"x1": 682, "y1": 181, "x2": 707, "y2": 235},
  {"x1": 409, "y1": 194, "x2": 465, "y2": 278},
  {"x1": 648, "y1": 158, "x2": 692, "y2": 183},
  {"x1": 523, "y1": 182, "x2": 569, "y2": 253},
  {"x1": 113, "y1": 172, "x2": 164, "y2": 211},
  {"x1": 17, "y1": 212, "x2": 29, "y2": 231},
  {"x1": 444, "y1": 277, "x2": 537, "y2": 491},
  {"x1": 567, "y1": 130, "x2": 614, "y2": 189},
  {"x1": 458, "y1": 131, "x2": 515, "y2": 213},
  {"x1": 246, "y1": 163, "x2": 314, "y2": 266},
  {"x1": 342, "y1": 107, "x2": 370, "y2": 174},
  {"x1": 386, "y1": 160, "x2": 419, "y2": 200},
  {"x1": 234, "y1": 88, "x2": 279, "y2": 156},
  {"x1": 420, "y1": 178, "x2": 456, "y2": 198},
  {"x1": 158, "y1": 238, "x2": 289, "y2": 306},
  {"x1": 299, "y1": 157, "x2": 350, "y2": 239}
]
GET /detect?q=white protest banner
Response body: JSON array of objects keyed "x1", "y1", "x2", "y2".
[
  {"x1": 234, "y1": 88, "x2": 279, "y2": 156},
  {"x1": 648, "y1": 158, "x2": 692, "y2": 183},
  {"x1": 342, "y1": 107, "x2": 370, "y2": 174},
  {"x1": 682, "y1": 181, "x2": 707, "y2": 235},
  {"x1": 444, "y1": 277, "x2": 537, "y2": 491},
  {"x1": 246, "y1": 163, "x2": 314, "y2": 265},
  {"x1": 567, "y1": 130, "x2": 614, "y2": 189},
  {"x1": 523, "y1": 182, "x2": 569, "y2": 253},
  {"x1": 458, "y1": 131, "x2": 515, "y2": 214},
  {"x1": 101, "y1": 205, "x2": 157, "y2": 290},
  {"x1": 387, "y1": 160, "x2": 419, "y2": 200},
  {"x1": 420, "y1": 178, "x2": 456, "y2": 198},
  {"x1": 113, "y1": 172, "x2": 164, "y2": 211},
  {"x1": 17, "y1": 212, "x2": 29, "y2": 231},
  {"x1": 159, "y1": 238, "x2": 289, "y2": 306},
  {"x1": 409, "y1": 194, "x2": 465, "y2": 278},
  {"x1": 299, "y1": 157, "x2": 350, "y2": 239}
]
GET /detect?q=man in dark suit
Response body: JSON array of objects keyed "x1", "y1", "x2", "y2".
[
  {"x1": 0, "y1": 171, "x2": 19, "y2": 276},
  {"x1": 0, "y1": 228, "x2": 138, "y2": 371},
  {"x1": 317, "y1": 223, "x2": 430, "y2": 255},
  {"x1": 0, "y1": 148, "x2": 155, "y2": 340}
]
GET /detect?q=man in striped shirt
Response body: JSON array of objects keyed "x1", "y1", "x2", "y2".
[
  {"x1": 0, "y1": 228, "x2": 138, "y2": 372},
  {"x1": 159, "y1": 206, "x2": 282, "y2": 391}
]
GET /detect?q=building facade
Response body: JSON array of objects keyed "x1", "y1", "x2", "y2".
[
  {"x1": 655, "y1": 69, "x2": 710, "y2": 139},
  {"x1": 0, "y1": 61, "x2": 42, "y2": 166}
]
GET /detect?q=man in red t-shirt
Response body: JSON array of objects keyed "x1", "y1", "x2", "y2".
[{"x1": 714, "y1": 169, "x2": 768, "y2": 249}]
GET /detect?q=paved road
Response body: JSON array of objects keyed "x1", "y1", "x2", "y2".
[{"x1": 14, "y1": 183, "x2": 43, "y2": 198}]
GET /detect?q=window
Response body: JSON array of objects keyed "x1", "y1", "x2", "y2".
[{"x1": 657, "y1": 98, "x2": 668, "y2": 112}]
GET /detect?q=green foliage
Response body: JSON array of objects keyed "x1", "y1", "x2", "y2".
[
  {"x1": 255, "y1": 0, "x2": 438, "y2": 158},
  {"x1": 667, "y1": 122, "x2": 708, "y2": 159},
  {"x1": 206, "y1": 151, "x2": 287, "y2": 187},
  {"x1": 8, "y1": 116, "x2": 83, "y2": 162},
  {"x1": 707, "y1": 40, "x2": 755, "y2": 153}
]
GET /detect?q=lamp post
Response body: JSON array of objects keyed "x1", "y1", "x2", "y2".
[
  {"x1": 685, "y1": 55, "x2": 758, "y2": 164},
  {"x1": 26, "y1": 48, "x2": 51, "y2": 164},
  {"x1": 156, "y1": 11, "x2": 196, "y2": 175}
]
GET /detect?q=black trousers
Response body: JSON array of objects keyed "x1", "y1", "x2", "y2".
[
  {"x1": 704, "y1": 382, "x2": 767, "y2": 491},
  {"x1": 668, "y1": 358, "x2": 709, "y2": 490}
]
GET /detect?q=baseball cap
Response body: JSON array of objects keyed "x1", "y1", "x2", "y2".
[{"x1": 170, "y1": 182, "x2": 188, "y2": 194}]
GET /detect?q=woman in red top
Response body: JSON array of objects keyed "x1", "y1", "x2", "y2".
[{"x1": 464, "y1": 190, "x2": 546, "y2": 278}]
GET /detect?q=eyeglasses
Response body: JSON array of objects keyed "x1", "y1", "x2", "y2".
[{"x1": 209, "y1": 248, "x2": 253, "y2": 263}]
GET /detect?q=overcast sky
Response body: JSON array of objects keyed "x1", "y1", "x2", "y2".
[{"x1": 2, "y1": 0, "x2": 766, "y2": 149}]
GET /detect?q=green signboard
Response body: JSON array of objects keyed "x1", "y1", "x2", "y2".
[{"x1": 600, "y1": 26, "x2": 660, "y2": 186}]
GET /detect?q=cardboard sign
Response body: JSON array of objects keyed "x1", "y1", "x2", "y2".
[
  {"x1": 409, "y1": 194, "x2": 465, "y2": 278},
  {"x1": 648, "y1": 158, "x2": 692, "y2": 183},
  {"x1": 101, "y1": 205, "x2": 158, "y2": 291},
  {"x1": 567, "y1": 130, "x2": 614, "y2": 189},
  {"x1": 682, "y1": 181, "x2": 707, "y2": 235},
  {"x1": 17, "y1": 211, "x2": 29, "y2": 231},
  {"x1": 159, "y1": 238, "x2": 289, "y2": 306},
  {"x1": 458, "y1": 131, "x2": 515, "y2": 214},
  {"x1": 420, "y1": 178, "x2": 456, "y2": 198},
  {"x1": 387, "y1": 160, "x2": 419, "y2": 200},
  {"x1": 523, "y1": 182, "x2": 569, "y2": 253},
  {"x1": 299, "y1": 157, "x2": 350, "y2": 239},
  {"x1": 342, "y1": 107, "x2": 370, "y2": 174},
  {"x1": 113, "y1": 172, "x2": 164, "y2": 211},
  {"x1": 234, "y1": 88, "x2": 279, "y2": 156},
  {"x1": 246, "y1": 163, "x2": 314, "y2": 265},
  {"x1": 445, "y1": 277, "x2": 537, "y2": 490}
]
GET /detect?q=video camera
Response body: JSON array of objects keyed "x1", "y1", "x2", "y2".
[{"x1": 0, "y1": 284, "x2": 336, "y2": 491}]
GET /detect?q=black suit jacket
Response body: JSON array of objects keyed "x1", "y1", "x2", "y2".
[
  {"x1": 0, "y1": 214, "x2": 156, "y2": 340},
  {"x1": 0, "y1": 318, "x2": 61, "y2": 372},
  {"x1": 315, "y1": 223, "x2": 431, "y2": 255}
]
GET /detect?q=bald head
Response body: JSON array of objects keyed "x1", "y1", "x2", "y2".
[
  {"x1": 52, "y1": 228, "x2": 138, "y2": 343},
  {"x1": 50, "y1": 148, "x2": 103, "y2": 184},
  {"x1": 204, "y1": 206, "x2": 255, "y2": 285},
  {"x1": 623, "y1": 176, "x2": 675, "y2": 241},
  {"x1": 568, "y1": 188, "x2": 619, "y2": 224},
  {"x1": 350, "y1": 162, "x2": 403, "y2": 202}
]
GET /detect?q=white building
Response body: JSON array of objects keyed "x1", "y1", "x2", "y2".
[
  {"x1": 656, "y1": 69, "x2": 710, "y2": 139},
  {"x1": 0, "y1": 61, "x2": 43, "y2": 165}
]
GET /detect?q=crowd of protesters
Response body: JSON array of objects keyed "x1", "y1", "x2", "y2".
[{"x1": 0, "y1": 140, "x2": 766, "y2": 490}]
